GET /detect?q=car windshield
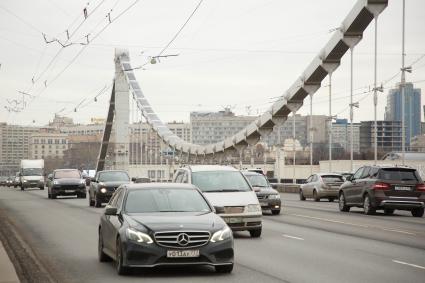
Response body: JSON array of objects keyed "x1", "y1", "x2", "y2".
[
  {"x1": 98, "y1": 171, "x2": 129, "y2": 182},
  {"x1": 378, "y1": 168, "x2": 420, "y2": 181},
  {"x1": 245, "y1": 175, "x2": 269, "y2": 187},
  {"x1": 125, "y1": 188, "x2": 211, "y2": 213},
  {"x1": 191, "y1": 171, "x2": 251, "y2": 192},
  {"x1": 321, "y1": 175, "x2": 344, "y2": 182},
  {"x1": 55, "y1": 170, "x2": 81, "y2": 179},
  {"x1": 22, "y1": 168, "x2": 43, "y2": 176}
]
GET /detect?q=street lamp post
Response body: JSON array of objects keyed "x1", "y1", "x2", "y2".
[
  {"x1": 292, "y1": 112, "x2": 296, "y2": 184},
  {"x1": 309, "y1": 94, "x2": 314, "y2": 175},
  {"x1": 328, "y1": 73, "x2": 333, "y2": 172},
  {"x1": 401, "y1": 0, "x2": 406, "y2": 165}
]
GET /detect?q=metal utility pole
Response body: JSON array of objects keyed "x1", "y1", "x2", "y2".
[
  {"x1": 373, "y1": 16, "x2": 378, "y2": 165},
  {"x1": 328, "y1": 73, "x2": 333, "y2": 172},
  {"x1": 292, "y1": 112, "x2": 296, "y2": 184},
  {"x1": 309, "y1": 94, "x2": 313, "y2": 175},
  {"x1": 401, "y1": 0, "x2": 406, "y2": 165},
  {"x1": 349, "y1": 48, "x2": 355, "y2": 172}
]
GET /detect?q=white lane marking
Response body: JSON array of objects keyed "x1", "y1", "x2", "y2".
[
  {"x1": 392, "y1": 260, "x2": 425, "y2": 270},
  {"x1": 282, "y1": 234, "x2": 304, "y2": 241},
  {"x1": 289, "y1": 213, "x2": 416, "y2": 235}
]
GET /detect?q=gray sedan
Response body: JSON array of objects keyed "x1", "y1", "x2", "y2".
[{"x1": 299, "y1": 173, "x2": 345, "y2": 202}]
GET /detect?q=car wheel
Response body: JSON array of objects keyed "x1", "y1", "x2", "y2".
[
  {"x1": 48, "y1": 193, "x2": 51, "y2": 199},
  {"x1": 116, "y1": 239, "x2": 129, "y2": 275},
  {"x1": 363, "y1": 194, "x2": 376, "y2": 215},
  {"x1": 39, "y1": 186, "x2": 44, "y2": 190},
  {"x1": 249, "y1": 228, "x2": 262, "y2": 238},
  {"x1": 299, "y1": 190, "x2": 306, "y2": 201},
  {"x1": 89, "y1": 196, "x2": 95, "y2": 206},
  {"x1": 411, "y1": 207, "x2": 424, "y2": 217},
  {"x1": 384, "y1": 208, "x2": 395, "y2": 215},
  {"x1": 215, "y1": 264, "x2": 233, "y2": 273},
  {"x1": 271, "y1": 209, "x2": 280, "y2": 215},
  {"x1": 328, "y1": 197, "x2": 335, "y2": 202},
  {"x1": 98, "y1": 229, "x2": 111, "y2": 262},
  {"x1": 51, "y1": 193, "x2": 57, "y2": 199},
  {"x1": 20, "y1": 186, "x2": 24, "y2": 191},
  {"x1": 94, "y1": 195, "x2": 102, "y2": 208},
  {"x1": 313, "y1": 190, "x2": 320, "y2": 202},
  {"x1": 338, "y1": 193, "x2": 350, "y2": 212}
]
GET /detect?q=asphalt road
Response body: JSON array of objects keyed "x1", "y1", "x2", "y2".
[{"x1": 0, "y1": 186, "x2": 424, "y2": 283}]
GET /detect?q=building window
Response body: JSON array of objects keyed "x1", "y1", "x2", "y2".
[
  {"x1": 62, "y1": 139, "x2": 66, "y2": 144},
  {"x1": 48, "y1": 139, "x2": 53, "y2": 144}
]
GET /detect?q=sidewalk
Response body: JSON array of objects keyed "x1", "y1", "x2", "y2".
[{"x1": 0, "y1": 240, "x2": 20, "y2": 283}]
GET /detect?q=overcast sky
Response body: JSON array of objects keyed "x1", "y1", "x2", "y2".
[{"x1": 0, "y1": 0, "x2": 424, "y2": 127}]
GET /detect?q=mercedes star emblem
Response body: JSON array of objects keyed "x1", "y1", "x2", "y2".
[{"x1": 177, "y1": 233, "x2": 190, "y2": 246}]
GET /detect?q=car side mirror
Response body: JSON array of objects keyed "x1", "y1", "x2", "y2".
[
  {"x1": 346, "y1": 176, "x2": 353, "y2": 181},
  {"x1": 214, "y1": 206, "x2": 225, "y2": 214},
  {"x1": 105, "y1": 205, "x2": 117, "y2": 215},
  {"x1": 131, "y1": 177, "x2": 136, "y2": 182},
  {"x1": 91, "y1": 177, "x2": 97, "y2": 182}
]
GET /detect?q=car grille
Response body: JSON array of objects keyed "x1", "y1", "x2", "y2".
[
  {"x1": 257, "y1": 195, "x2": 267, "y2": 200},
  {"x1": 154, "y1": 231, "x2": 211, "y2": 248},
  {"x1": 224, "y1": 206, "x2": 244, "y2": 214}
]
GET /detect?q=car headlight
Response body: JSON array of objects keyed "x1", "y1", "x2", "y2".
[
  {"x1": 22, "y1": 179, "x2": 28, "y2": 183},
  {"x1": 210, "y1": 226, "x2": 232, "y2": 243},
  {"x1": 53, "y1": 180, "x2": 59, "y2": 185},
  {"x1": 269, "y1": 194, "x2": 280, "y2": 199},
  {"x1": 126, "y1": 228, "x2": 153, "y2": 244},
  {"x1": 100, "y1": 188, "x2": 107, "y2": 193},
  {"x1": 246, "y1": 204, "x2": 261, "y2": 213}
]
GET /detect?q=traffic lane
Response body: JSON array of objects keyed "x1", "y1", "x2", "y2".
[
  {"x1": 0, "y1": 188, "x2": 283, "y2": 282},
  {"x1": 280, "y1": 192, "x2": 425, "y2": 227},
  {"x1": 234, "y1": 216, "x2": 425, "y2": 283}
]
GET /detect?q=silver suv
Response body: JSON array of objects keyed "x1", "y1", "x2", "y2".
[{"x1": 173, "y1": 165, "x2": 262, "y2": 237}]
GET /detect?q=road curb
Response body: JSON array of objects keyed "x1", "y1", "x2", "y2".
[{"x1": 0, "y1": 240, "x2": 20, "y2": 283}]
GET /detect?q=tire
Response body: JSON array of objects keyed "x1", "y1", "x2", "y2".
[
  {"x1": 363, "y1": 194, "x2": 376, "y2": 215},
  {"x1": 116, "y1": 239, "x2": 129, "y2": 275},
  {"x1": 89, "y1": 196, "x2": 95, "y2": 207},
  {"x1": 48, "y1": 193, "x2": 51, "y2": 199},
  {"x1": 271, "y1": 209, "x2": 280, "y2": 215},
  {"x1": 20, "y1": 186, "x2": 24, "y2": 191},
  {"x1": 94, "y1": 194, "x2": 102, "y2": 208},
  {"x1": 338, "y1": 193, "x2": 350, "y2": 212},
  {"x1": 39, "y1": 186, "x2": 44, "y2": 190},
  {"x1": 51, "y1": 193, "x2": 57, "y2": 199},
  {"x1": 78, "y1": 193, "x2": 86, "y2": 199},
  {"x1": 328, "y1": 197, "x2": 335, "y2": 202},
  {"x1": 299, "y1": 190, "x2": 306, "y2": 201},
  {"x1": 313, "y1": 190, "x2": 320, "y2": 202},
  {"x1": 384, "y1": 208, "x2": 395, "y2": 215},
  {"x1": 215, "y1": 264, "x2": 233, "y2": 273},
  {"x1": 411, "y1": 207, "x2": 424, "y2": 217},
  {"x1": 249, "y1": 228, "x2": 262, "y2": 238},
  {"x1": 98, "y1": 229, "x2": 111, "y2": 262}
]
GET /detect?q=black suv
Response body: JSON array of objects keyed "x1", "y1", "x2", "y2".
[
  {"x1": 338, "y1": 165, "x2": 425, "y2": 217},
  {"x1": 89, "y1": 170, "x2": 132, "y2": 207}
]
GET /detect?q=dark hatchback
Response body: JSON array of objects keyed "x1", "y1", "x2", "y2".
[
  {"x1": 47, "y1": 169, "x2": 86, "y2": 199},
  {"x1": 89, "y1": 170, "x2": 132, "y2": 207},
  {"x1": 98, "y1": 183, "x2": 234, "y2": 275},
  {"x1": 242, "y1": 171, "x2": 281, "y2": 215},
  {"x1": 338, "y1": 165, "x2": 425, "y2": 217}
]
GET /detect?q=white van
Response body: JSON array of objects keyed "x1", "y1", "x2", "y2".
[{"x1": 173, "y1": 165, "x2": 262, "y2": 237}]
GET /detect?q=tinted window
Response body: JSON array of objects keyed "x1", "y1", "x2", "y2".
[
  {"x1": 378, "y1": 168, "x2": 420, "y2": 181},
  {"x1": 245, "y1": 175, "x2": 269, "y2": 187},
  {"x1": 321, "y1": 175, "x2": 344, "y2": 182},
  {"x1": 98, "y1": 171, "x2": 129, "y2": 182},
  {"x1": 55, "y1": 170, "x2": 80, "y2": 179},
  {"x1": 22, "y1": 168, "x2": 43, "y2": 176},
  {"x1": 125, "y1": 188, "x2": 211, "y2": 213},
  {"x1": 191, "y1": 171, "x2": 251, "y2": 192}
]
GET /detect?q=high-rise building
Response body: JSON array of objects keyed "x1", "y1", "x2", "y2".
[
  {"x1": 332, "y1": 119, "x2": 361, "y2": 153},
  {"x1": 360, "y1": 120, "x2": 403, "y2": 153},
  {"x1": 0, "y1": 123, "x2": 40, "y2": 175},
  {"x1": 29, "y1": 132, "x2": 69, "y2": 160},
  {"x1": 385, "y1": 82, "x2": 421, "y2": 144}
]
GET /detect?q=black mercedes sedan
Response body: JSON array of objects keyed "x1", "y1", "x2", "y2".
[
  {"x1": 98, "y1": 183, "x2": 234, "y2": 275},
  {"x1": 47, "y1": 169, "x2": 86, "y2": 199}
]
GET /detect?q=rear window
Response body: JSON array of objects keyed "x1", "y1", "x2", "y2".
[
  {"x1": 377, "y1": 168, "x2": 420, "y2": 181},
  {"x1": 321, "y1": 175, "x2": 344, "y2": 182}
]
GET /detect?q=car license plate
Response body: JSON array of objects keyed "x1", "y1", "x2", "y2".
[
  {"x1": 260, "y1": 202, "x2": 268, "y2": 206},
  {"x1": 223, "y1": 217, "x2": 242, "y2": 224},
  {"x1": 65, "y1": 190, "x2": 75, "y2": 193},
  {"x1": 394, "y1": 186, "x2": 412, "y2": 191},
  {"x1": 167, "y1": 250, "x2": 199, "y2": 258}
]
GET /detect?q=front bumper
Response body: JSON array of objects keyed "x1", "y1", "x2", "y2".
[
  {"x1": 219, "y1": 214, "x2": 262, "y2": 231},
  {"x1": 258, "y1": 198, "x2": 281, "y2": 211},
  {"x1": 52, "y1": 185, "x2": 86, "y2": 195},
  {"x1": 22, "y1": 181, "x2": 44, "y2": 188},
  {"x1": 122, "y1": 237, "x2": 233, "y2": 268}
]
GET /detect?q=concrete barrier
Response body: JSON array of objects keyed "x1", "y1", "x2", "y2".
[{"x1": 271, "y1": 183, "x2": 300, "y2": 193}]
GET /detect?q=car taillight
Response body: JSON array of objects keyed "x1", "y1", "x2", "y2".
[
  {"x1": 416, "y1": 184, "x2": 425, "y2": 192},
  {"x1": 373, "y1": 182, "x2": 390, "y2": 190}
]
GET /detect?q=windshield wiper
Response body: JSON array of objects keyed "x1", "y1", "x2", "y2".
[{"x1": 159, "y1": 210, "x2": 189, "y2": 212}]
